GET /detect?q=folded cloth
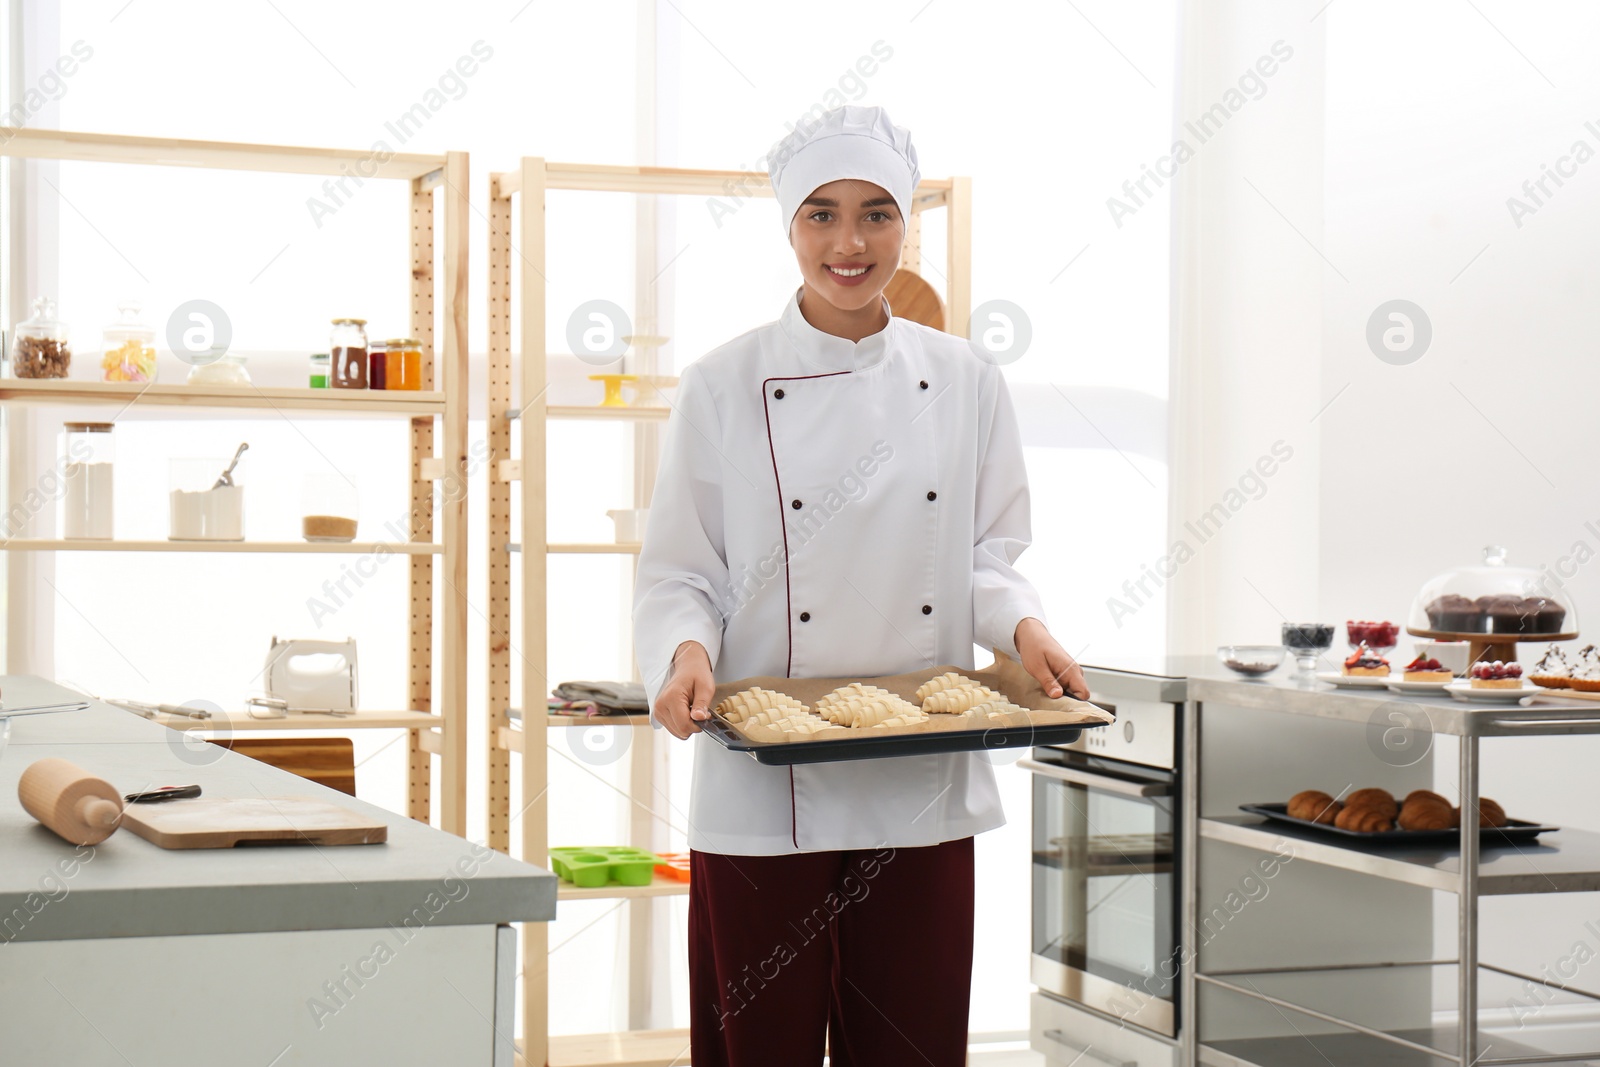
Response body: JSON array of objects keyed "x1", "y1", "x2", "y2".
[{"x1": 552, "y1": 680, "x2": 649, "y2": 713}]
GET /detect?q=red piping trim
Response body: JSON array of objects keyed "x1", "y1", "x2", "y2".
[{"x1": 760, "y1": 371, "x2": 850, "y2": 678}]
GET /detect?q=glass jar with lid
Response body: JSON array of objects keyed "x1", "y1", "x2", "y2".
[
  {"x1": 61, "y1": 422, "x2": 115, "y2": 539},
  {"x1": 10, "y1": 297, "x2": 72, "y2": 378},
  {"x1": 329, "y1": 318, "x2": 368, "y2": 389},
  {"x1": 186, "y1": 352, "x2": 251, "y2": 386},
  {"x1": 102, "y1": 300, "x2": 158, "y2": 383},
  {"x1": 385, "y1": 338, "x2": 423, "y2": 391},
  {"x1": 309, "y1": 353, "x2": 330, "y2": 388}
]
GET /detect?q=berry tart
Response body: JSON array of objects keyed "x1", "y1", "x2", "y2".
[
  {"x1": 1570, "y1": 645, "x2": 1600, "y2": 694},
  {"x1": 1343, "y1": 642, "x2": 1390, "y2": 677},
  {"x1": 1529, "y1": 645, "x2": 1572, "y2": 690},
  {"x1": 1403, "y1": 654, "x2": 1453, "y2": 683},
  {"x1": 1469, "y1": 660, "x2": 1524, "y2": 689}
]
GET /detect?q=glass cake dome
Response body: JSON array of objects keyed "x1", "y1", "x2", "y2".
[{"x1": 1407, "y1": 545, "x2": 1578, "y2": 638}]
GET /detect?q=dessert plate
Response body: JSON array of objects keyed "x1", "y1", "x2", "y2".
[
  {"x1": 1385, "y1": 678, "x2": 1455, "y2": 695},
  {"x1": 1315, "y1": 672, "x2": 1393, "y2": 689},
  {"x1": 1446, "y1": 681, "x2": 1539, "y2": 704}
]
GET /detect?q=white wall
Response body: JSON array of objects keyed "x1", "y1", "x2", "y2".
[
  {"x1": 1318, "y1": 1, "x2": 1600, "y2": 985},
  {"x1": 1173, "y1": 0, "x2": 1600, "y2": 1008}
]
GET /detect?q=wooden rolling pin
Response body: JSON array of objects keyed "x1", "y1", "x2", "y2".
[{"x1": 18, "y1": 757, "x2": 124, "y2": 845}]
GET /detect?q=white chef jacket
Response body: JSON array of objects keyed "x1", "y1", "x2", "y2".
[{"x1": 633, "y1": 289, "x2": 1048, "y2": 856}]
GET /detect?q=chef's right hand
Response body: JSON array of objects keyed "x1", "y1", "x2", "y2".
[{"x1": 654, "y1": 640, "x2": 715, "y2": 740}]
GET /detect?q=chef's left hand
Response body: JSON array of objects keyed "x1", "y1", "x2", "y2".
[{"x1": 1015, "y1": 617, "x2": 1089, "y2": 700}]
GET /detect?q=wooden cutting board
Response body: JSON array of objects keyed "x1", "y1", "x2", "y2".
[
  {"x1": 121, "y1": 796, "x2": 387, "y2": 849},
  {"x1": 1530, "y1": 686, "x2": 1600, "y2": 702},
  {"x1": 884, "y1": 269, "x2": 946, "y2": 331}
]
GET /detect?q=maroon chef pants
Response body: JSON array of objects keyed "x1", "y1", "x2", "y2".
[{"x1": 689, "y1": 837, "x2": 975, "y2": 1067}]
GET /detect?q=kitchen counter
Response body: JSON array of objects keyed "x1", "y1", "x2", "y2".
[{"x1": 0, "y1": 675, "x2": 555, "y2": 1067}]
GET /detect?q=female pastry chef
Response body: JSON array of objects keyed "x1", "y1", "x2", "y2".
[{"x1": 633, "y1": 105, "x2": 1088, "y2": 1067}]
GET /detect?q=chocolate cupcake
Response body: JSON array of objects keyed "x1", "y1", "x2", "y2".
[
  {"x1": 1480, "y1": 595, "x2": 1568, "y2": 634},
  {"x1": 1479, "y1": 595, "x2": 1526, "y2": 634},
  {"x1": 1526, "y1": 597, "x2": 1567, "y2": 634},
  {"x1": 1427, "y1": 594, "x2": 1484, "y2": 633}
]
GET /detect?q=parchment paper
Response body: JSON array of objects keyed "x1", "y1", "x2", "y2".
[{"x1": 711, "y1": 650, "x2": 1114, "y2": 745}]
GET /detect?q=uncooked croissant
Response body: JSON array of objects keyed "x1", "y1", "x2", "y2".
[
  {"x1": 922, "y1": 685, "x2": 1002, "y2": 714},
  {"x1": 915, "y1": 672, "x2": 980, "y2": 702},
  {"x1": 716, "y1": 687, "x2": 808, "y2": 724},
  {"x1": 871, "y1": 710, "x2": 932, "y2": 729},
  {"x1": 816, "y1": 683, "x2": 897, "y2": 723},
  {"x1": 965, "y1": 699, "x2": 1031, "y2": 721}
]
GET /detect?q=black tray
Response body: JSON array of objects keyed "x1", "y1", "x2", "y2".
[
  {"x1": 1240, "y1": 803, "x2": 1556, "y2": 845},
  {"x1": 703, "y1": 714, "x2": 1105, "y2": 766}
]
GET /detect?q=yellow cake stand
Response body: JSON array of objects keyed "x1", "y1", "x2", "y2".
[{"x1": 588, "y1": 374, "x2": 638, "y2": 407}]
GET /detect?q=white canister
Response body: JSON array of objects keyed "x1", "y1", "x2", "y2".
[
  {"x1": 60, "y1": 422, "x2": 114, "y2": 540},
  {"x1": 169, "y1": 458, "x2": 245, "y2": 541}
]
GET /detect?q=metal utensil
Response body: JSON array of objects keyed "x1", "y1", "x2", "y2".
[{"x1": 212, "y1": 442, "x2": 249, "y2": 490}]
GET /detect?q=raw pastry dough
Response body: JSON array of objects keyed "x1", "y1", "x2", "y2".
[
  {"x1": 964, "y1": 698, "x2": 1031, "y2": 721},
  {"x1": 715, "y1": 687, "x2": 809, "y2": 724},
  {"x1": 815, "y1": 684, "x2": 920, "y2": 728},
  {"x1": 870, "y1": 710, "x2": 933, "y2": 729},
  {"x1": 915, "y1": 671, "x2": 979, "y2": 703},
  {"x1": 922, "y1": 685, "x2": 1002, "y2": 714}
]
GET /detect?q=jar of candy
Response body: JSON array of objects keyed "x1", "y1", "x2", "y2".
[
  {"x1": 330, "y1": 318, "x2": 368, "y2": 389},
  {"x1": 10, "y1": 297, "x2": 72, "y2": 378},
  {"x1": 101, "y1": 300, "x2": 158, "y2": 383}
]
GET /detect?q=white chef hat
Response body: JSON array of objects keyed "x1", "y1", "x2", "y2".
[{"x1": 767, "y1": 105, "x2": 920, "y2": 234}]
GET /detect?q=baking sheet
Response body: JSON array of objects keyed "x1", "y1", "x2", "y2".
[
  {"x1": 1240, "y1": 803, "x2": 1555, "y2": 845},
  {"x1": 703, "y1": 651, "x2": 1114, "y2": 766}
]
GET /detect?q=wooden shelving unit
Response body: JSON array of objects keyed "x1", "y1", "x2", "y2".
[
  {"x1": 0, "y1": 127, "x2": 471, "y2": 835},
  {"x1": 486, "y1": 159, "x2": 971, "y2": 1065}
]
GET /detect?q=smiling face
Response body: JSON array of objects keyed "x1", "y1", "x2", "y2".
[{"x1": 788, "y1": 178, "x2": 904, "y2": 318}]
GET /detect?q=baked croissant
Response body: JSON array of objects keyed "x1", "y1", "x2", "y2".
[
  {"x1": 1287, "y1": 790, "x2": 1342, "y2": 824},
  {"x1": 716, "y1": 687, "x2": 809, "y2": 724},
  {"x1": 1398, "y1": 797, "x2": 1457, "y2": 831},
  {"x1": 1404, "y1": 789, "x2": 1451, "y2": 808},
  {"x1": 915, "y1": 672, "x2": 980, "y2": 702},
  {"x1": 923, "y1": 685, "x2": 1002, "y2": 714},
  {"x1": 1335, "y1": 805, "x2": 1394, "y2": 833},
  {"x1": 1343, "y1": 788, "x2": 1399, "y2": 820},
  {"x1": 1457, "y1": 797, "x2": 1508, "y2": 828}
]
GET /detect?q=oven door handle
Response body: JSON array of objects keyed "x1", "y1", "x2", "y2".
[
  {"x1": 1041, "y1": 1029, "x2": 1137, "y2": 1067},
  {"x1": 1019, "y1": 758, "x2": 1172, "y2": 798}
]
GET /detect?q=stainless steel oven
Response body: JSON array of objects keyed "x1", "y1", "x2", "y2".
[{"x1": 1024, "y1": 666, "x2": 1185, "y2": 1043}]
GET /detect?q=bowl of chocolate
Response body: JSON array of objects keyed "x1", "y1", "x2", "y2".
[{"x1": 1218, "y1": 645, "x2": 1286, "y2": 677}]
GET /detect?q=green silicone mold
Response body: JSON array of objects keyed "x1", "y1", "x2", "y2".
[{"x1": 548, "y1": 846, "x2": 663, "y2": 888}]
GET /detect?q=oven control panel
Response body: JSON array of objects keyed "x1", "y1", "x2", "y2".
[{"x1": 1058, "y1": 696, "x2": 1176, "y2": 771}]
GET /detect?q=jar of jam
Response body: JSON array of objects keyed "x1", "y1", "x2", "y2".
[
  {"x1": 385, "y1": 338, "x2": 423, "y2": 391},
  {"x1": 329, "y1": 318, "x2": 368, "y2": 389},
  {"x1": 368, "y1": 340, "x2": 388, "y2": 390}
]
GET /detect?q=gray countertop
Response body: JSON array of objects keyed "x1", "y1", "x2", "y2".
[
  {"x1": 1083, "y1": 655, "x2": 1600, "y2": 737},
  {"x1": 0, "y1": 676, "x2": 557, "y2": 944}
]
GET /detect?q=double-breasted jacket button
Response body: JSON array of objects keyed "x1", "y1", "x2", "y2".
[
  {"x1": 922, "y1": 604, "x2": 933, "y2": 615},
  {"x1": 927, "y1": 491, "x2": 937, "y2": 501},
  {"x1": 791, "y1": 499, "x2": 802, "y2": 509},
  {"x1": 919, "y1": 380, "x2": 929, "y2": 389},
  {"x1": 774, "y1": 388, "x2": 785, "y2": 399},
  {"x1": 799, "y1": 611, "x2": 811, "y2": 622}
]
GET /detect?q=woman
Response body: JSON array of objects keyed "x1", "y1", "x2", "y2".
[{"x1": 634, "y1": 105, "x2": 1088, "y2": 1067}]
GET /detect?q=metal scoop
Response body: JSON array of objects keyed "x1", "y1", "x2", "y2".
[{"x1": 212, "y1": 442, "x2": 249, "y2": 489}]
